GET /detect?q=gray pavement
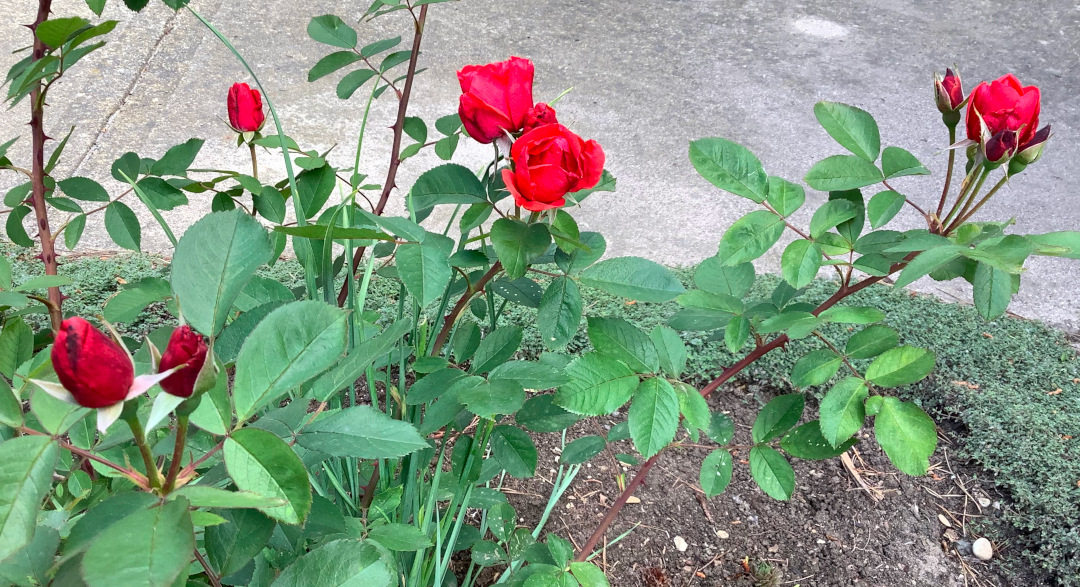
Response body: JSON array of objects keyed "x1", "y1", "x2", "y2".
[{"x1": 2, "y1": 0, "x2": 1079, "y2": 329}]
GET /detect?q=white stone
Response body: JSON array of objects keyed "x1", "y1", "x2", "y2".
[
  {"x1": 673, "y1": 536, "x2": 688, "y2": 552},
  {"x1": 978, "y1": 497, "x2": 992, "y2": 508},
  {"x1": 716, "y1": 530, "x2": 729, "y2": 539},
  {"x1": 973, "y1": 537, "x2": 993, "y2": 561}
]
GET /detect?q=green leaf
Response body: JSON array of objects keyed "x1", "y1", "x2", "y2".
[
  {"x1": 0, "y1": 378, "x2": 20, "y2": 428},
  {"x1": 232, "y1": 301, "x2": 348, "y2": 421},
  {"x1": 297, "y1": 405, "x2": 427, "y2": 458},
  {"x1": 57, "y1": 176, "x2": 109, "y2": 201},
  {"x1": 570, "y1": 562, "x2": 611, "y2": 587},
  {"x1": 409, "y1": 163, "x2": 486, "y2": 211},
  {"x1": 470, "y1": 325, "x2": 524, "y2": 374},
  {"x1": 751, "y1": 393, "x2": 804, "y2": 443},
  {"x1": 81, "y1": 498, "x2": 195, "y2": 587},
  {"x1": 790, "y1": 349, "x2": 842, "y2": 388},
  {"x1": 874, "y1": 397, "x2": 937, "y2": 475},
  {"x1": 36, "y1": 17, "x2": 89, "y2": 48},
  {"x1": 516, "y1": 395, "x2": 579, "y2": 433},
  {"x1": 649, "y1": 325, "x2": 686, "y2": 378},
  {"x1": 171, "y1": 210, "x2": 272, "y2": 335},
  {"x1": 881, "y1": 147, "x2": 930, "y2": 179},
  {"x1": 725, "y1": 315, "x2": 750, "y2": 353},
  {"x1": 892, "y1": 245, "x2": 963, "y2": 289},
  {"x1": 104, "y1": 200, "x2": 141, "y2": 251},
  {"x1": 307, "y1": 15, "x2": 357, "y2": 48},
  {"x1": 488, "y1": 361, "x2": 570, "y2": 390},
  {"x1": 492, "y1": 425, "x2": 537, "y2": 478},
  {"x1": 804, "y1": 155, "x2": 883, "y2": 191},
  {"x1": 4, "y1": 207, "x2": 32, "y2": 247},
  {"x1": 688, "y1": 138, "x2": 768, "y2": 202},
  {"x1": 818, "y1": 377, "x2": 869, "y2": 447},
  {"x1": 491, "y1": 277, "x2": 542, "y2": 308},
  {"x1": 103, "y1": 277, "x2": 171, "y2": 323},
  {"x1": 972, "y1": 262, "x2": 1011, "y2": 320},
  {"x1": 818, "y1": 306, "x2": 885, "y2": 325},
  {"x1": 694, "y1": 257, "x2": 754, "y2": 298},
  {"x1": 813, "y1": 101, "x2": 880, "y2": 162},
  {"x1": 555, "y1": 231, "x2": 606, "y2": 275},
  {"x1": 460, "y1": 379, "x2": 525, "y2": 419},
  {"x1": 452, "y1": 322, "x2": 481, "y2": 362},
  {"x1": 224, "y1": 428, "x2": 312, "y2": 525},
  {"x1": 673, "y1": 381, "x2": 710, "y2": 431},
  {"x1": 538, "y1": 277, "x2": 583, "y2": 350},
  {"x1": 866, "y1": 190, "x2": 906, "y2": 229},
  {"x1": 554, "y1": 352, "x2": 638, "y2": 416},
  {"x1": 368, "y1": 523, "x2": 433, "y2": 551},
  {"x1": 865, "y1": 346, "x2": 936, "y2": 387},
  {"x1": 396, "y1": 242, "x2": 452, "y2": 307},
  {"x1": 169, "y1": 486, "x2": 285, "y2": 509},
  {"x1": 844, "y1": 325, "x2": 899, "y2": 359},
  {"x1": 272, "y1": 539, "x2": 394, "y2": 587},
  {"x1": 781, "y1": 420, "x2": 858, "y2": 460},
  {"x1": 0, "y1": 524, "x2": 58, "y2": 586},
  {"x1": 561, "y1": 436, "x2": 605, "y2": 465},
  {"x1": 0, "y1": 436, "x2": 58, "y2": 562},
  {"x1": 336, "y1": 69, "x2": 378, "y2": 100},
  {"x1": 580, "y1": 256, "x2": 685, "y2": 302},
  {"x1": 491, "y1": 219, "x2": 551, "y2": 280},
  {"x1": 587, "y1": 317, "x2": 659, "y2": 374},
  {"x1": 749, "y1": 446, "x2": 794, "y2": 500},
  {"x1": 809, "y1": 199, "x2": 858, "y2": 239},
  {"x1": 765, "y1": 176, "x2": 805, "y2": 217},
  {"x1": 150, "y1": 138, "x2": 203, "y2": 176},
  {"x1": 718, "y1": 210, "x2": 784, "y2": 266},
  {"x1": 308, "y1": 51, "x2": 364, "y2": 82},
  {"x1": 64, "y1": 214, "x2": 86, "y2": 249},
  {"x1": 628, "y1": 378, "x2": 679, "y2": 458},
  {"x1": 781, "y1": 239, "x2": 822, "y2": 289},
  {"x1": 205, "y1": 509, "x2": 275, "y2": 578},
  {"x1": 698, "y1": 449, "x2": 734, "y2": 499},
  {"x1": 110, "y1": 151, "x2": 140, "y2": 182}
]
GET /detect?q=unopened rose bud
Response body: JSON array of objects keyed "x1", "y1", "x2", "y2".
[
  {"x1": 523, "y1": 102, "x2": 558, "y2": 133},
  {"x1": 227, "y1": 82, "x2": 265, "y2": 133},
  {"x1": 51, "y1": 318, "x2": 134, "y2": 408},
  {"x1": 935, "y1": 68, "x2": 964, "y2": 113},
  {"x1": 983, "y1": 129, "x2": 1018, "y2": 164},
  {"x1": 1009, "y1": 125, "x2": 1051, "y2": 175},
  {"x1": 158, "y1": 325, "x2": 208, "y2": 398}
]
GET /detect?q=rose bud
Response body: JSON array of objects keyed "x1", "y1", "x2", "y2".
[
  {"x1": 524, "y1": 102, "x2": 558, "y2": 133},
  {"x1": 966, "y1": 74, "x2": 1040, "y2": 147},
  {"x1": 35, "y1": 318, "x2": 187, "y2": 432},
  {"x1": 158, "y1": 325, "x2": 208, "y2": 398},
  {"x1": 227, "y1": 82, "x2": 266, "y2": 133},
  {"x1": 501, "y1": 124, "x2": 605, "y2": 212},
  {"x1": 51, "y1": 317, "x2": 134, "y2": 409},
  {"x1": 1009, "y1": 125, "x2": 1052, "y2": 175},
  {"x1": 457, "y1": 57, "x2": 534, "y2": 144},
  {"x1": 935, "y1": 68, "x2": 964, "y2": 113},
  {"x1": 983, "y1": 129, "x2": 1019, "y2": 163}
]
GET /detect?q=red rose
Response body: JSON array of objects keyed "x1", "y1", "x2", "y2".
[
  {"x1": 524, "y1": 102, "x2": 558, "y2": 133},
  {"x1": 457, "y1": 57, "x2": 534, "y2": 144},
  {"x1": 51, "y1": 318, "x2": 134, "y2": 409},
  {"x1": 935, "y1": 68, "x2": 964, "y2": 113},
  {"x1": 228, "y1": 82, "x2": 265, "y2": 133},
  {"x1": 158, "y1": 325, "x2": 208, "y2": 398},
  {"x1": 965, "y1": 74, "x2": 1040, "y2": 146},
  {"x1": 501, "y1": 124, "x2": 605, "y2": 212}
]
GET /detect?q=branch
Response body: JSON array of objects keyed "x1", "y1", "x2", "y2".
[
  {"x1": 429, "y1": 262, "x2": 502, "y2": 356},
  {"x1": 19, "y1": 427, "x2": 150, "y2": 490},
  {"x1": 337, "y1": 4, "x2": 430, "y2": 307}
]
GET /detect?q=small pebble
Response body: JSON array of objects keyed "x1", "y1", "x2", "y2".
[
  {"x1": 978, "y1": 497, "x2": 992, "y2": 508},
  {"x1": 673, "y1": 536, "x2": 688, "y2": 552},
  {"x1": 973, "y1": 537, "x2": 993, "y2": 561},
  {"x1": 626, "y1": 496, "x2": 641, "y2": 504},
  {"x1": 716, "y1": 530, "x2": 729, "y2": 539},
  {"x1": 938, "y1": 514, "x2": 952, "y2": 528}
]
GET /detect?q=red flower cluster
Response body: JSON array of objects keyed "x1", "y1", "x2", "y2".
[
  {"x1": 457, "y1": 57, "x2": 605, "y2": 212},
  {"x1": 941, "y1": 71, "x2": 1049, "y2": 164}
]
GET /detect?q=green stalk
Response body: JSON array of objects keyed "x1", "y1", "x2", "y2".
[
  {"x1": 943, "y1": 167, "x2": 991, "y2": 235},
  {"x1": 940, "y1": 164, "x2": 986, "y2": 231},
  {"x1": 161, "y1": 415, "x2": 189, "y2": 494},
  {"x1": 124, "y1": 415, "x2": 162, "y2": 490},
  {"x1": 947, "y1": 174, "x2": 1010, "y2": 233},
  {"x1": 188, "y1": 8, "x2": 317, "y2": 300}
]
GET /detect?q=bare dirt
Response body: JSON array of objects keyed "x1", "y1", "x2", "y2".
[{"x1": 501, "y1": 382, "x2": 1038, "y2": 587}]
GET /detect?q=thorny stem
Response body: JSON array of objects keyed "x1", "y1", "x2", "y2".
[
  {"x1": 574, "y1": 253, "x2": 918, "y2": 561},
  {"x1": 429, "y1": 262, "x2": 503, "y2": 356},
  {"x1": 29, "y1": 0, "x2": 63, "y2": 331},
  {"x1": 162, "y1": 415, "x2": 189, "y2": 494},
  {"x1": 337, "y1": 4, "x2": 430, "y2": 306},
  {"x1": 19, "y1": 427, "x2": 149, "y2": 490},
  {"x1": 178, "y1": 440, "x2": 224, "y2": 479},
  {"x1": 194, "y1": 549, "x2": 223, "y2": 587}
]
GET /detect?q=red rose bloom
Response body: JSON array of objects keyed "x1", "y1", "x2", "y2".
[
  {"x1": 227, "y1": 82, "x2": 265, "y2": 133},
  {"x1": 965, "y1": 74, "x2": 1040, "y2": 146},
  {"x1": 51, "y1": 318, "x2": 134, "y2": 409},
  {"x1": 457, "y1": 57, "x2": 534, "y2": 144},
  {"x1": 501, "y1": 124, "x2": 605, "y2": 212},
  {"x1": 158, "y1": 325, "x2": 208, "y2": 398},
  {"x1": 524, "y1": 102, "x2": 558, "y2": 133}
]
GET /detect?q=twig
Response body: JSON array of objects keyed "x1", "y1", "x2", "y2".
[
  {"x1": 194, "y1": 549, "x2": 223, "y2": 587},
  {"x1": 429, "y1": 262, "x2": 502, "y2": 356}
]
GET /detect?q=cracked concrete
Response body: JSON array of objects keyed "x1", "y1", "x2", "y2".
[{"x1": 1, "y1": 0, "x2": 1079, "y2": 329}]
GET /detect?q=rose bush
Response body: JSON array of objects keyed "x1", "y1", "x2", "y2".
[{"x1": 1, "y1": 0, "x2": 1079, "y2": 586}]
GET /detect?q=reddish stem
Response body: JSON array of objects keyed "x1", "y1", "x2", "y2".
[
  {"x1": 428, "y1": 262, "x2": 502, "y2": 356},
  {"x1": 29, "y1": 0, "x2": 62, "y2": 331},
  {"x1": 337, "y1": 5, "x2": 429, "y2": 307},
  {"x1": 572, "y1": 453, "x2": 661, "y2": 562}
]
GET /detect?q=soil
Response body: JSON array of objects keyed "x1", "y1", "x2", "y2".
[{"x1": 499, "y1": 381, "x2": 1040, "y2": 587}]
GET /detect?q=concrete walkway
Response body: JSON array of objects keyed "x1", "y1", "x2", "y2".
[{"x1": 2, "y1": 0, "x2": 1079, "y2": 329}]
